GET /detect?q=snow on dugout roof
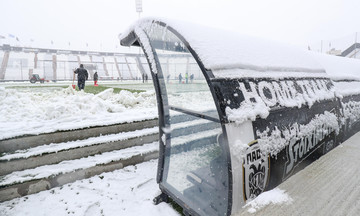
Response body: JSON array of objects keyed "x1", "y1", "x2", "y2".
[
  {"x1": 310, "y1": 52, "x2": 360, "y2": 81},
  {"x1": 119, "y1": 18, "x2": 358, "y2": 79}
]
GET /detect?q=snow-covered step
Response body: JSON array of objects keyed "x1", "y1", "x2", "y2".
[
  {"x1": 0, "y1": 128, "x2": 220, "y2": 202},
  {"x1": 0, "y1": 118, "x2": 159, "y2": 154},
  {"x1": 0, "y1": 142, "x2": 159, "y2": 202},
  {"x1": 0, "y1": 127, "x2": 159, "y2": 176},
  {"x1": 0, "y1": 118, "x2": 217, "y2": 175},
  {"x1": 0, "y1": 111, "x2": 216, "y2": 155}
]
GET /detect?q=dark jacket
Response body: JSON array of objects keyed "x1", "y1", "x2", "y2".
[
  {"x1": 75, "y1": 67, "x2": 88, "y2": 81},
  {"x1": 94, "y1": 72, "x2": 98, "y2": 81}
]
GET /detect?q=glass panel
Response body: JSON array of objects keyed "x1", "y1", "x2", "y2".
[{"x1": 145, "y1": 23, "x2": 229, "y2": 216}]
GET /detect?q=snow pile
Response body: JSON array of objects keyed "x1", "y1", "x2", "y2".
[
  {"x1": 243, "y1": 188, "x2": 293, "y2": 213},
  {"x1": 0, "y1": 86, "x2": 157, "y2": 140}
]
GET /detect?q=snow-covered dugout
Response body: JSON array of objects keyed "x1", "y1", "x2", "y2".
[{"x1": 120, "y1": 18, "x2": 360, "y2": 216}]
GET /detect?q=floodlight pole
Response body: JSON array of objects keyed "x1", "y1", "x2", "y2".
[
  {"x1": 135, "y1": 0, "x2": 143, "y2": 19},
  {"x1": 320, "y1": 40, "x2": 323, "y2": 53},
  {"x1": 135, "y1": 0, "x2": 143, "y2": 80}
]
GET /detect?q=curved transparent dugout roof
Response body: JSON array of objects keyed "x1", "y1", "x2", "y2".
[
  {"x1": 119, "y1": 17, "x2": 360, "y2": 216},
  {"x1": 124, "y1": 21, "x2": 231, "y2": 216}
]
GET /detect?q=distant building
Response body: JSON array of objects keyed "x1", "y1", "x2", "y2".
[
  {"x1": 0, "y1": 44, "x2": 145, "y2": 81},
  {"x1": 326, "y1": 48, "x2": 342, "y2": 56},
  {"x1": 340, "y1": 43, "x2": 360, "y2": 59},
  {"x1": 0, "y1": 44, "x2": 199, "y2": 81}
]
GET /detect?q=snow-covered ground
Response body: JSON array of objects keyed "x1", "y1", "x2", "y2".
[
  {"x1": 1, "y1": 131, "x2": 359, "y2": 216},
  {"x1": 0, "y1": 81, "x2": 158, "y2": 140},
  {"x1": 1, "y1": 79, "x2": 358, "y2": 141},
  {"x1": 0, "y1": 160, "x2": 179, "y2": 216},
  {"x1": 1, "y1": 80, "x2": 360, "y2": 216},
  {"x1": 0, "y1": 81, "x2": 215, "y2": 140}
]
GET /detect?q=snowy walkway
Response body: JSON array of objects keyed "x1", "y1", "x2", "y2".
[{"x1": 238, "y1": 131, "x2": 360, "y2": 215}]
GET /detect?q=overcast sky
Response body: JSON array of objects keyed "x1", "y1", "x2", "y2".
[{"x1": 1, "y1": 0, "x2": 359, "y2": 52}]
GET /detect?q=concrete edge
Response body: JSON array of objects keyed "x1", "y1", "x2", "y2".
[
  {"x1": 0, "y1": 133, "x2": 159, "y2": 176},
  {"x1": 0, "y1": 118, "x2": 158, "y2": 153}
]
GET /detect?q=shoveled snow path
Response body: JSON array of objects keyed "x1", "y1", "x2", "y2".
[{"x1": 237, "y1": 131, "x2": 360, "y2": 215}]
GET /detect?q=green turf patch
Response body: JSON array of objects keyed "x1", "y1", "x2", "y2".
[
  {"x1": 169, "y1": 199, "x2": 185, "y2": 215},
  {"x1": 80, "y1": 85, "x2": 145, "y2": 94},
  {"x1": 6, "y1": 84, "x2": 145, "y2": 94}
]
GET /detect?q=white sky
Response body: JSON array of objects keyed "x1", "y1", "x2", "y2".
[{"x1": 0, "y1": 0, "x2": 359, "y2": 52}]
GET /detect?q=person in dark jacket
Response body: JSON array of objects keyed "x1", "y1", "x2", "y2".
[
  {"x1": 74, "y1": 64, "x2": 88, "y2": 90},
  {"x1": 190, "y1": 74, "x2": 194, "y2": 83},
  {"x1": 93, "y1": 71, "x2": 98, "y2": 86}
]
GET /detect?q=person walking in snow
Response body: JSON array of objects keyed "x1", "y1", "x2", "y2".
[
  {"x1": 74, "y1": 64, "x2": 88, "y2": 90},
  {"x1": 179, "y1": 73, "x2": 182, "y2": 84},
  {"x1": 93, "y1": 71, "x2": 98, "y2": 86}
]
